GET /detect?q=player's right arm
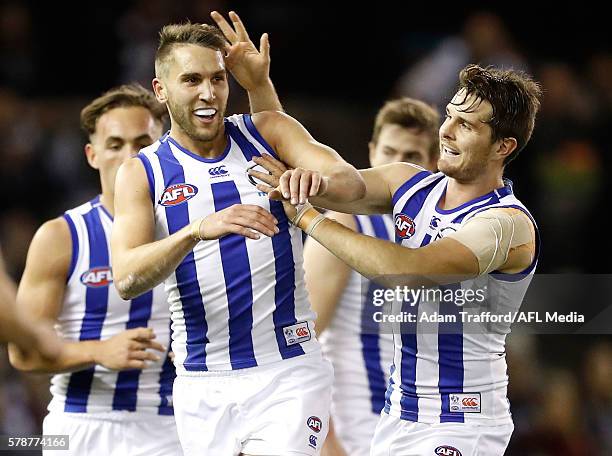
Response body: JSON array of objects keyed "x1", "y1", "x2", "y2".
[
  {"x1": 8, "y1": 219, "x2": 165, "y2": 373},
  {"x1": 305, "y1": 212, "x2": 355, "y2": 334},
  {"x1": 111, "y1": 157, "x2": 279, "y2": 300},
  {"x1": 250, "y1": 153, "x2": 422, "y2": 214}
]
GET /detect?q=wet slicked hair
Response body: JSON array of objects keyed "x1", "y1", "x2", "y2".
[
  {"x1": 155, "y1": 22, "x2": 228, "y2": 77},
  {"x1": 453, "y1": 64, "x2": 542, "y2": 165},
  {"x1": 372, "y1": 97, "x2": 440, "y2": 160},
  {"x1": 80, "y1": 84, "x2": 166, "y2": 137}
]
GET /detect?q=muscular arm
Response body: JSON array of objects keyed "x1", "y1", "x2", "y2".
[
  {"x1": 305, "y1": 212, "x2": 355, "y2": 334},
  {"x1": 111, "y1": 158, "x2": 278, "y2": 300},
  {"x1": 111, "y1": 158, "x2": 199, "y2": 300},
  {"x1": 252, "y1": 111, "x2": 366, "y2": 203},
  {"x1": 8, "y1": 218, "x2": 100, "y2": 373},
  {"x1": 297, "y1": 207, "x2": 535, "y2": 286},
  {"x1": 250, "y1": 153, "x2": 423, "y2": 215}
]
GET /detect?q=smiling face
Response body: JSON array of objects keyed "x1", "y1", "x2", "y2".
[
  {"x1": 369, "y1": 123, "x2": 437, "y2": 170},
  {"x1": 153, "y1": 44, "x2": 229, "y2": 145},
  {"x1": 86, "y1": 106, "x2": 163, "y2": 196},
  {"x1": 438, "y1": 89, "x2": 503, "y2": 182}
]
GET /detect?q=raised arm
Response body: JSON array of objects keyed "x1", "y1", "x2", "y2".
[
  {"x1": 250, "y1": 153, "x2": 422, "y2": 214},
  {"x1": 250, "y1": 111, "x2": 366, "y2": 204},
  {"x1": 211, "y1": 10, "x2": 282, "y2": 113},
  {"x1": 111, "y1": 157, "x2": 279, "y2": 300},
  {"x1": 7, "y1": 219, "x2": 164, "y2": 373}
]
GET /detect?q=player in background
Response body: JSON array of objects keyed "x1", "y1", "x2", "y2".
[
  {"x1": 253, "y1": 64, "x2": 542, "y2": 456},
  {"x1": 111, "y1": 11, "x2": 365, "y2": 456},
  {"x1": 9, "y1": 14, "x2": 282, "y2": 454},
  {"x1": 306, "y1": 98, "x2": 440, "y2": 456},
  {"x1": 1, "y1": 249, "x2": 63, "y2": 359}
]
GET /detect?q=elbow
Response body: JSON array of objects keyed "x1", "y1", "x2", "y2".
[
  {"x1": 114, "y1": 273, "x2": 141, "y2": 300},
  {"x1": 8, "y1": 345, "x2": 37, "y2": 372}
]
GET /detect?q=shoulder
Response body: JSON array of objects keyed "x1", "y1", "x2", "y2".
[
  {"x1": 251, "y1": 110, "x2": 303, "y2": 137},
  {"x1": 377, "y1": 162, "x2": 431, "y2": 196},
  {"x1": 27, "y1": 217, "x2": 72, "y2": 274}
]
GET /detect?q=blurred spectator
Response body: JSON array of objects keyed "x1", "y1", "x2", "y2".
[
  {"x1": 509, "y1": 369, "x2": 597, "y2": 455},
  {"x1": 395, "y1": 11, "x2": 528, "y2": 109},
  {"x1": 583, "y1": 341, "x2": 612, "y2": 453}
]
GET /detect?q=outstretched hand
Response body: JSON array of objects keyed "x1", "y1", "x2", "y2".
[{"x1": 211, "y1": 11, "x2": 270, "y2": 91}]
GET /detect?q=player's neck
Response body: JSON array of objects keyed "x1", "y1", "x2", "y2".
[
  {"x1": 99, "y1": 193, "x2": 114, "y2": 217},
  {"x1": 169, "y1": 125, "x2": 227, "y2": 159},
  {"x1": 442, "y1": 172, "x2": 504, "y2": 210}
]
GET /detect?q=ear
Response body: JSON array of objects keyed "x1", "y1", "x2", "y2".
[
  {"x1": 153, "y1": 78, "x2": 167, "y2": 103},
  {"x1": 84, "y1": 143, "x2": 99, "y2": 170},
  {"x1": 495, "y1": 137, "x2": 517, "y2": 162}
]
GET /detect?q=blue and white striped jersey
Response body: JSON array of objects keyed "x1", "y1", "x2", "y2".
[
  {"x1": 320, "y1": 214, "x2": 395, "y2": 453},
  {"x1": 321, "y1": 214, "x2": 395, "y2": 413},
  {"x1": 385, "y1": 170, "x2": 539, "y2": 425},
  {"x1": 137, "y1": 114, "x2": 319, "y2": 373},
  {"x1": 49, "y1": 196, "x2": 174, "y2": 415}
]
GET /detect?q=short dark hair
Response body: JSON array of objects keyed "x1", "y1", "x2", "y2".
[
  {"x1": 155, "y1": 22, "x2": 228, "y2": 77},
  {"x1": 454, "y1": 64, "x2": 542, "y2": 165},
  {"x1": 372, "y1": 97, "x2": 440, "y2": 159},
  {"x1": 80, "y1": 84, "x2": 166, "y2": 137}
]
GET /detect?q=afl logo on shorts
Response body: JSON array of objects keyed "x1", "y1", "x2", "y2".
[
  {"x1": 159, "y1": 184, "x2": 198, "y2": 207},
  {"x1": 306, "y1": 416, "x2": 322, "y2": 433},
  {"x1": 80, "y1": 267, "x2": 113, "y2": 288},
  {"x1": 435, "y1": 446, "x2": 462, "y2": 456},
  {"x1": 394, "y1": 213, "x2": 416, "y2": 239}
]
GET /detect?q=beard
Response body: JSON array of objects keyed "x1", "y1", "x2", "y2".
[
  {"x1": 167, "y1": 96, "x2": 223, "y2": 143},
  {"x1": 438, "y1": 154, "x2": 487, "y2": 183}
]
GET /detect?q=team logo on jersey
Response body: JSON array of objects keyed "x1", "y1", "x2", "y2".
[
  {"x1": 283, "y1": 321, "x2": 311, "y2": 346},
  {"x1": 434, "y1": 226, "x2": 458, "y2": 241},
  {"x1": 430, "y1": 216, "x2": 441, "y2": 229},
  {"x1": 449, "y1": 393, "x2": 481, "y2": 413},
  {"x1": 394, "y1": 213, "x2": 416, "y2": 239},
  {"x1": 208, "y1": 166, "x2": 229, "y2": 178},
  {"x1": 308, "y1": 435, "x2": 318, "y2": 449},
  {"x1": 159, "y1": 183, "x2": 198, "y2": 206},
  {"x1": 307, "y1": 416, "x2": 322, "y2": 433},
  {"x1": 80, "y1": 266, "x2": 113, "y2": 287},
  {"x1": 435, "y1": 446, "x2": 462, "y2": 456}
]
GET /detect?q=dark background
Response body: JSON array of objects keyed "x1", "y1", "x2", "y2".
[{"x1": 0, "y1": 1, "x2": 610, "y2": 454}]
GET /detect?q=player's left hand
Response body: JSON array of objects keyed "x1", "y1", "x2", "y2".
[
  {"x1": 211, "y1": 11, "x2": 271, "y2": 92},
  {"x1": 249, "y1": 154, "x2": 328, "y2": 205}
]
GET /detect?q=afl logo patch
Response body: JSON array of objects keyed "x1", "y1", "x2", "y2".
[
  {"x1": 435, "y1": 446, "x2": 462, "y2": 456},
  {"x1": 394, "y1": 213, "x2": 416, "y2": 239},
  {"x1": 306, "y1": 416, "x2": 322, "y2": 433},
  {"x1": 80, "y1": 267, "x2": 113, "y2": 287},
  {"x1": 159, "y1": 184, "x2": 198, "y2": 207}
]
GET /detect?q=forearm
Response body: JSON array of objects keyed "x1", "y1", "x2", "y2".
[
  {"x1": 248, "y1": 78, "x2": 283, "y2": 113},
  {"x1": 318, "y1": 164, "x2": 366, "y2": 203},
  {"x1": 298, "y1": 210, "x2": 419, "y2": 282},
  {"x1": 114, "y1": 223, "x2": 198, "y2": 300},
  {"x1": 9, "y1": 340, "x2": 98, "y2": 374}
]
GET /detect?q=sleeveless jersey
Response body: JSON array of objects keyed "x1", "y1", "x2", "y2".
[
  {"x1": 385, "y1": 170, "x2": 539, "y2": 425},
  {"x1": 49, "y1": 196, "x2": 174, "y2": 415},
  {"x1": 137, "y1": 114, "x2": 318, "y2": 373}
]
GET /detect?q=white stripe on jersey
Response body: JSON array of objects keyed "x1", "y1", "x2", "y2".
[
  {"x1": 49, "y1": 197, "x2": 174, "y2": 415},
  {"x1": 386, "y1": 171, "x2": 538, "y2": 425},
  {"x1": 138, "y1": 114, "x2": 318, "y2": 373},
  {"x1": 320, "y1": 214, "x2": 395, "y2": 454}
]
